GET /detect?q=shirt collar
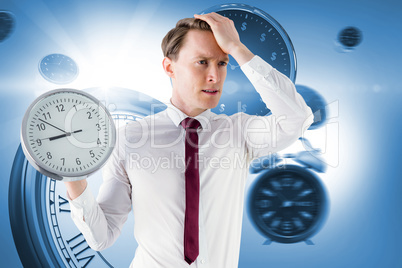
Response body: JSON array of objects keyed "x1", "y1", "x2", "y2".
[{"x1": 166, "y1": 100, "x2": 214, "y2": 130}]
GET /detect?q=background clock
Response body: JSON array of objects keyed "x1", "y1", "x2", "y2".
[
  {"x1": 0, "y1": 10, "x2": 16, "y2": 42},
  {"x1": 248, "y1": 137, "x2": 328, "y2": 244},
  {"x1": 10, "y1": 87, "x2": 167, "y2": 267},
  {"x1": 39, "y1": 53, "x2": 79, "y2": 84},
  {"x1": 21, "y1": 88, "x2": 116, "y2": 181},
  {"x1": 200, "y1": 3, "x2": 297, "y2": 116},
  {"x1": 337, "y1": 26, "x2": 363, "y2": 50},
  {"x1": 248, "y1": 164, "x2": 328, "y2": 244}
]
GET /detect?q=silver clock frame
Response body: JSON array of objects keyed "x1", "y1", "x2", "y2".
[{"x1": 20, "y1": 88, "x2": 116, "y2": 181}]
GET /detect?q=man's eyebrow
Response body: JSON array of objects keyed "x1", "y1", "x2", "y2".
[
  {"x1": 222, "y1": 56, "x2": 230, "y2": 62},
  {"x1": 192, "y1": 55, "x2": 230, "y2": 62}
]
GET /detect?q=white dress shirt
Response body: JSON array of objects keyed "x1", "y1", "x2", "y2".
[{"x1": 68, "y1": 55, "x2": 314, "y2": 268}]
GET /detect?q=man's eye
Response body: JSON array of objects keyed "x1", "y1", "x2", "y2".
[
  {"x1": 198, "y1": 60, "x2": 207, "y2": 65},
  {"x1": 219, "y1": 62, "x2": 228, "y2": 66}
]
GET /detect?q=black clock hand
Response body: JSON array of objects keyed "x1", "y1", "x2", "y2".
[
  {"x1": 48, "y1": 129, "x2": 83, "y2": 141},
  {"x1": 38, "y1": 118, "x2": 67, "y2": 133},
  {"x1": 276, "y1": 192, "x2": 297, "y2": 208},
  {"x1": 276, "y1": 192, "x2": 288, "y2": 202},
  {"x1": 292, "y1": 189, "x2": 313, "y2": 202}
]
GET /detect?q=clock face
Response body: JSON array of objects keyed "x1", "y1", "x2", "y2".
[
  {"x1": 39, "y1": 54, "x2": 79, "y2": 84},
  {"x1": 201, "y1": 4, "x2": 297, "y2": 116},
  {"x1": 338, "y1": 26, "x2": 362, "y2": 48},
  {"x1": 0, "y1": 10, "x2": 15, "y2": 42},
  {"x1": 248, "y1": 165, "x2": 327, "y2": 243},
  {"x1": 21, "y1": 89, "x2": 115, "y2": 180},
  {"x1": 11, "y1": 87, "x2": 167, "y2": 267}
]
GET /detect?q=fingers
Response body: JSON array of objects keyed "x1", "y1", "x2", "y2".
[
  {"x1": 193, "y1": 12, "x2": 240, "y2": 55},
  {"x1": 194, "y1": 12, "x2": 231, "y2": 26}
]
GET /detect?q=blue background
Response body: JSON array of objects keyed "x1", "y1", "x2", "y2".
[{"x1": 1, "y1": 0, "x2": 402, "y2": 267}]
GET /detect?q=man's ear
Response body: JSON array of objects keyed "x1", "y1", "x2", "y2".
[{"x1": 162, "y1": 57, "x2": 175, "y2": 78}]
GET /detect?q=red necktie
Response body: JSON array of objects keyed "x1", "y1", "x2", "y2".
[{"x1": 181, "y1": 117, "x2": 201, "y2": 264}]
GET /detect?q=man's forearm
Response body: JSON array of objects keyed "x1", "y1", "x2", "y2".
[
  {"x1": 230, "y1": 42, "x2": 254, "y2": 67},
  {"x1": 64, "y1": 179, "x2": 87, "y2": 200}
]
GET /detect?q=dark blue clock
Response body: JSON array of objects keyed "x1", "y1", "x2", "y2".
[
  {"x1": 39, "y1": 53, "x2": 79, "y2": 84},
  {"x1": 338, "y1": 26, "x2": 363, "y2": 49},
  {"x1": 0, "y1": 10, "x2": 15, "y2": 42},
  {"x1": 201, "y1": 3, "x2": 297, "y2": 116},
  {"x1": 248, "y1": 138, "x2": 328, "y2": 244},
  {"x1": 9, "y1": 88, "x2": 166, "y2": 267}
]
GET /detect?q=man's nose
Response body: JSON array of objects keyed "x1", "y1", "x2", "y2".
[{"x1": 207, "y1": 65, "x2": 220, "y2": 83}]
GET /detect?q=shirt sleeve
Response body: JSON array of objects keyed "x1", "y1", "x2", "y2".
[
  {"x1": 68, "y1": 125, "x2": 132, "y2": 251},
  {"x1": 240, "y1": 55, "x2": 314, "y2": 158}
]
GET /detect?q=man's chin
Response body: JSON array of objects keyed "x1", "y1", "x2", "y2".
[
  {"x1": 204, "y1": 97, "x2": 221, "y2": 109},
  {"x1": 206, "y1": 101, "x2": 221, "y2": 110}
]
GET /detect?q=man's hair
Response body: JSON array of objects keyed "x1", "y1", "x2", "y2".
[{"x1": 161, "y1": 18, "x2": 212, "y2": 61}]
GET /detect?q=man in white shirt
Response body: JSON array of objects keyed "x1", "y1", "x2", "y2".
[{"x1": 65, "y1": 12, "x2": 313, "y2": 267}]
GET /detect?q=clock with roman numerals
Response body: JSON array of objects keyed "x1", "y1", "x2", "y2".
[{"x1": 10, "y1": 87, "x2": 167, "y2": 267}]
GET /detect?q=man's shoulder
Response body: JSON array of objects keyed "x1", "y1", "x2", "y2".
[{"x1": 124, "y1": 109, "x2": 170, "y2": 130}]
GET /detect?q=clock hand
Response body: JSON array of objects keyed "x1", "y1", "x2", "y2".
[
  {"x1": 292, "y1": 189, "x2": 313, "y2": 202},
  {"x1": 48, "y1": 129, "x2": 83, "y2": 141},
  {"x1": 38, "y1": 118, "x2": 66, "y2": 133},
  {"x1": 276, "y1": 192, "x2": 296, "y2": 208},
  {"x1": 276, "y1": 192, "x2": 288, "y2": 202}
]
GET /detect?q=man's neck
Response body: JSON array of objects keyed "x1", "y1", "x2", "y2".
[{"x1": 170, "y1": 98, "x2": 207, "y2": 117}]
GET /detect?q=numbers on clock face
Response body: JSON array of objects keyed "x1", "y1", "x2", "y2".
[
  {"x1": 39, "y1": 54, "x2": 79, "y2": 84},
  {"x1": 251, "y1": 171, "x2": 323, "y2": 239},
  {"x1": 25, "y1": 91, "x2": 113, "y2": 177},
  {"x1": 47, "y1": 179, "x2": 107, "y2": 267}
]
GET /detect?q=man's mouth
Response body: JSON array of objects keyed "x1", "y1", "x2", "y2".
[{"x1": 202, "y1": 89, "x2": 219, "y2": 94}]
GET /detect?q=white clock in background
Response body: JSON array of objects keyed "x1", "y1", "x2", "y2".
[
  {"x1": 20, "y1": 88, "x2": 116, "y2": 181},
  {"x1": 39, "y1": 53, "x2": 79, "y2": 84}
]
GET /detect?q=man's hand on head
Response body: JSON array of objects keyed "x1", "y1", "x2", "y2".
[{"x1": 194, "y1": 12, "x2": 254, "y2": 66}]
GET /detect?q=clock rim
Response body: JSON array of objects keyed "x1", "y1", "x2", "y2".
[
  {"x1": 20, "y1": 88, "x2": 117, "y2": 180},
  {"x1": 247, "y1": 164, "x2": 329, "y2": 244},
  {"x1": 9, "y1": 145, "x2": 66, "y2": 267},
  {"x1": 38, "y1": 53, "x2": 79, "y2": 84},
  {"x1": 9, "y1": 145, "x2": 115, "y2": 267}
]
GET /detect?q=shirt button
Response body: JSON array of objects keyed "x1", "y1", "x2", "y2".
[{"x1": 201, "y1": 259, "x2": 205, "y2": 264}]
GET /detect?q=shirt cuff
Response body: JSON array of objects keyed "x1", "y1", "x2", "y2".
[
  {"x1": 68, "y1": 185, "x2": 97, "y2": 218},
  {"x1": 240, "y1": 55, "x2": 274, "y2": 79}
]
